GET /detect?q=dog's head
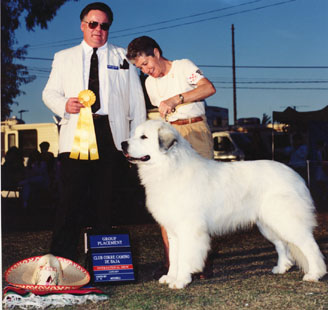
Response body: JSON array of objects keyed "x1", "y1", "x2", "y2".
[{"x1": 121, "y1": 120, "x2": 180, "y2": 165}]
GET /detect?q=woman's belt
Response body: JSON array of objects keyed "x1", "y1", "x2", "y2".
[{"x1": 170, "y1": 116, "x2": 203, "y2": 126}]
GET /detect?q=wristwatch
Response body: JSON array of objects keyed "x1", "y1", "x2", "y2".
[{"x1": 178, "y1": 94, "x2": 184, "y2": 104}]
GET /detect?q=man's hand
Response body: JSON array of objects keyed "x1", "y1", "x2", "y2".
[{"x1": 65, "y1": 97, "x2": 85, "y2": 114}]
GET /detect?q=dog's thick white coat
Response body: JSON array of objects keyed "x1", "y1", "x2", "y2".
[{"x1": 123, "y1": 120, "x2": 326, "y2": 289}]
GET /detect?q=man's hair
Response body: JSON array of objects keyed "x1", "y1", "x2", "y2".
[
  {"x1": 39, "y1": 141, "x2": 50, "y2": 150},
  {"x1": 80, "y1": 2, "x2": 113, "y2": 25},
  {"x1": 126, "y1": 36, "x2": 163, "y2": 60}
]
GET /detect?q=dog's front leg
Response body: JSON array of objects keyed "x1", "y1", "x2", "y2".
[
  {"x1": 168, "y1": 224, "x2": 210, "y2": 289},
  {"x1": 159, "y1": 231, "x2": 178, "y2": 285},
  {"x1": 168, "y1": 238, "x2": 192, "y2": 289}
]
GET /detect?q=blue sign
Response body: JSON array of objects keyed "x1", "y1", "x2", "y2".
[
  {"x1": 92, "y1": 251, "x2": 135, "y2": 282},
  {"x1": 89, "y1": 234, "x2": 130, "y2": 249},
  {"x1": 88, "y1": 233, "x2": 135, "y2": 283}
]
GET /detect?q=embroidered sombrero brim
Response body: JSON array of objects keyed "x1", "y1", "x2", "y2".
[{"x1": 5, "y1": 256, "x2": 90, "y2": 291}]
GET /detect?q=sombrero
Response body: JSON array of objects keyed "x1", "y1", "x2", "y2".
[{"x1": 5, "y1": 254, "x2": 90, "y2": 292}]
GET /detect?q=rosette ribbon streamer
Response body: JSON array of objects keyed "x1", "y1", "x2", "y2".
[{"x1": 70, "y1": 90, "x2": 99, "y2": 160}]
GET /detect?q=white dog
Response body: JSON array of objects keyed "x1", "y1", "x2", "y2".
[{"x1": 122, "y1": 120, "x2": 326, "y2": 289}]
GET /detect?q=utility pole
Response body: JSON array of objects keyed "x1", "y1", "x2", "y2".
[{"x1": 231, "y1": 24, "x2": 237, "y2": 126}]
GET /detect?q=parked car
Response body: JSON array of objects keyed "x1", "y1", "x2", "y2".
[{"x1": 212, "y1": 131, "x2": 246, "y2": 161}]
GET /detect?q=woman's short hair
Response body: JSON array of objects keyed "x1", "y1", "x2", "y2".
[{"x1": 127, "y1": 36, "x2": 163, "y2": 60}]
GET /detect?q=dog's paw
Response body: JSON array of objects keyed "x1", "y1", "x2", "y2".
[
  {"x1": 272, "y1": 263, "x2": 292, "y2": 274},
  {"x1": 303, "y1": 273, "x2": 319, "y2": 282},
  {"x1": 168, "y1": 279, "x2": 189, "y2": 289},
  {"x1": 159, "y1": 275, "x2": 174, "y2": 285},
  {"x1": 272, "y1": 266, "x2": 284, "y2": 274}
]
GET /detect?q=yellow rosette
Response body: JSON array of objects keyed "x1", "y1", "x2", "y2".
[{"x1": 69, "y1": 90, "x2": 99, "y2": 160}]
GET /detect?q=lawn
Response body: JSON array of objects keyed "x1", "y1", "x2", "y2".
[{"x1": 2, "y1": 211, "x2": 328, "y2": 310}]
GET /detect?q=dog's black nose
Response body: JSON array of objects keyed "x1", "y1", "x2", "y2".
[{"x1": 121, "y1": 141, "x2": 128, "y2": 153}]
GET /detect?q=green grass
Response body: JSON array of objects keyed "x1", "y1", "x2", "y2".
[{"x1": 2, "y1": 216, "x2": 328, "y2": 310}]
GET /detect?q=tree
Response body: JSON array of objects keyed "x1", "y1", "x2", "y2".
[
  {"x1": 1, "y1": 0, "x2": 76, "y2": 120},
  {"x1": 261, "y1": 113, "x2": 271, "y2": 125}
]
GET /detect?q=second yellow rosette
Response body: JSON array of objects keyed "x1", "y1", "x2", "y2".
[{"x1": 70, "y1": 90, "x2": 99, "y2": 160}]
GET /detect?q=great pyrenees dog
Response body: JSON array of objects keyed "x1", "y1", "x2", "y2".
[{"x1": 122, "y1": 120, "x2": 326, "y2": 289}]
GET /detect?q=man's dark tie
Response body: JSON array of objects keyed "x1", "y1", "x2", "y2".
[{"x1": 89, "y1": 48, "x2": 100, "y2": 113}]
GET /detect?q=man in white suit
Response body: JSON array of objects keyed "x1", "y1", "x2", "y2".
[{"x1": 43, "y1": 2, "x2": 146, "y2": 260}]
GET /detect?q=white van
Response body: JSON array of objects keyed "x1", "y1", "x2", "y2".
[
  {"x1": 1, "y1": 118, "x2": 59, "y2": 164},
  {"x1": 212, "y1": 131, "x2": 246, "y2": 161}
]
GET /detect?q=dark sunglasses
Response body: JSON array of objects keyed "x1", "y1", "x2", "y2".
[{"x1": 83, "y1": 20, "x2": 110, "y2": 31}]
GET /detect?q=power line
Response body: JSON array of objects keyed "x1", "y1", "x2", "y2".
[
  {"x1": 29, "y1": 38, "x2": 82, "y2": 49},
  {"x1": 27, "y1": 0, "x2": 298, "y2": 49},
  {"x1": 28, "y1": 66, "x2": 51, "y2": 72},
  {"x1": 30, "y1": 0, "x2": 268, "y2": 48},
  {"x1": 24, "y1": 57, "x2": 328, "y2": 71},
  {"x1": 199, "y1": 65, "x2": 328, "y2": 69},
  {"x1": 109, "y1": 0, "x2": 268, "y2": 34},
  {"x1": 208, "y1": 76, "x2": 328, "y2": 81},
  {"x1": 109, "y1": 0, "x2": 298, "y2": 40},
  {"x1": 214, "y1": 80, "x2": 328, "y2": 84},
  {"x1": 29, "y1": 40, "x2": 82, "y2": 50},
  {"x1": 25, "y1": 57, "x2": 53, "y2": 61},
  {"x1": 213, "y1": 85, "x2": 328, "y2": 90},
  {"x1": 26, "y1": 63, "x2": 327, "y2": 85}
]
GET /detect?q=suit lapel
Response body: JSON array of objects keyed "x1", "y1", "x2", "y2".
[
  {"x1": 71, "y1": 45, "x2": 84, "y2": 92},
  {"x1": 106, "y1": 44, "x2": 120, "y2": 88}
]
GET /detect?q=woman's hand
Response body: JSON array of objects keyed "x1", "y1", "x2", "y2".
[
  {"x1": 159, "y1": 96, "x2": 180, "y2": 118},
  {"x1": 158, "y1": 78, "x2": 216, "y2": 118}
]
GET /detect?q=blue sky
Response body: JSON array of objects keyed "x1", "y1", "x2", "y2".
[{"x1": 12, "y1": 0, "x2": 328, "y2": 124}]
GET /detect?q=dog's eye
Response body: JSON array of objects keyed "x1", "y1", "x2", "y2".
[{"x1": 141, "y1": 135, "x2": 148, "y2": 140}]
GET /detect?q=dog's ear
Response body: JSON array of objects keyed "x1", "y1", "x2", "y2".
[{"x1": 158, "y1": 125, "x2": 177, "y2": 152}]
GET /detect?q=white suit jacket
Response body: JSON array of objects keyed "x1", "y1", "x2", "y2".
[{"x1": 42, "y1": 42, "x2": 146, "y2": 152}]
